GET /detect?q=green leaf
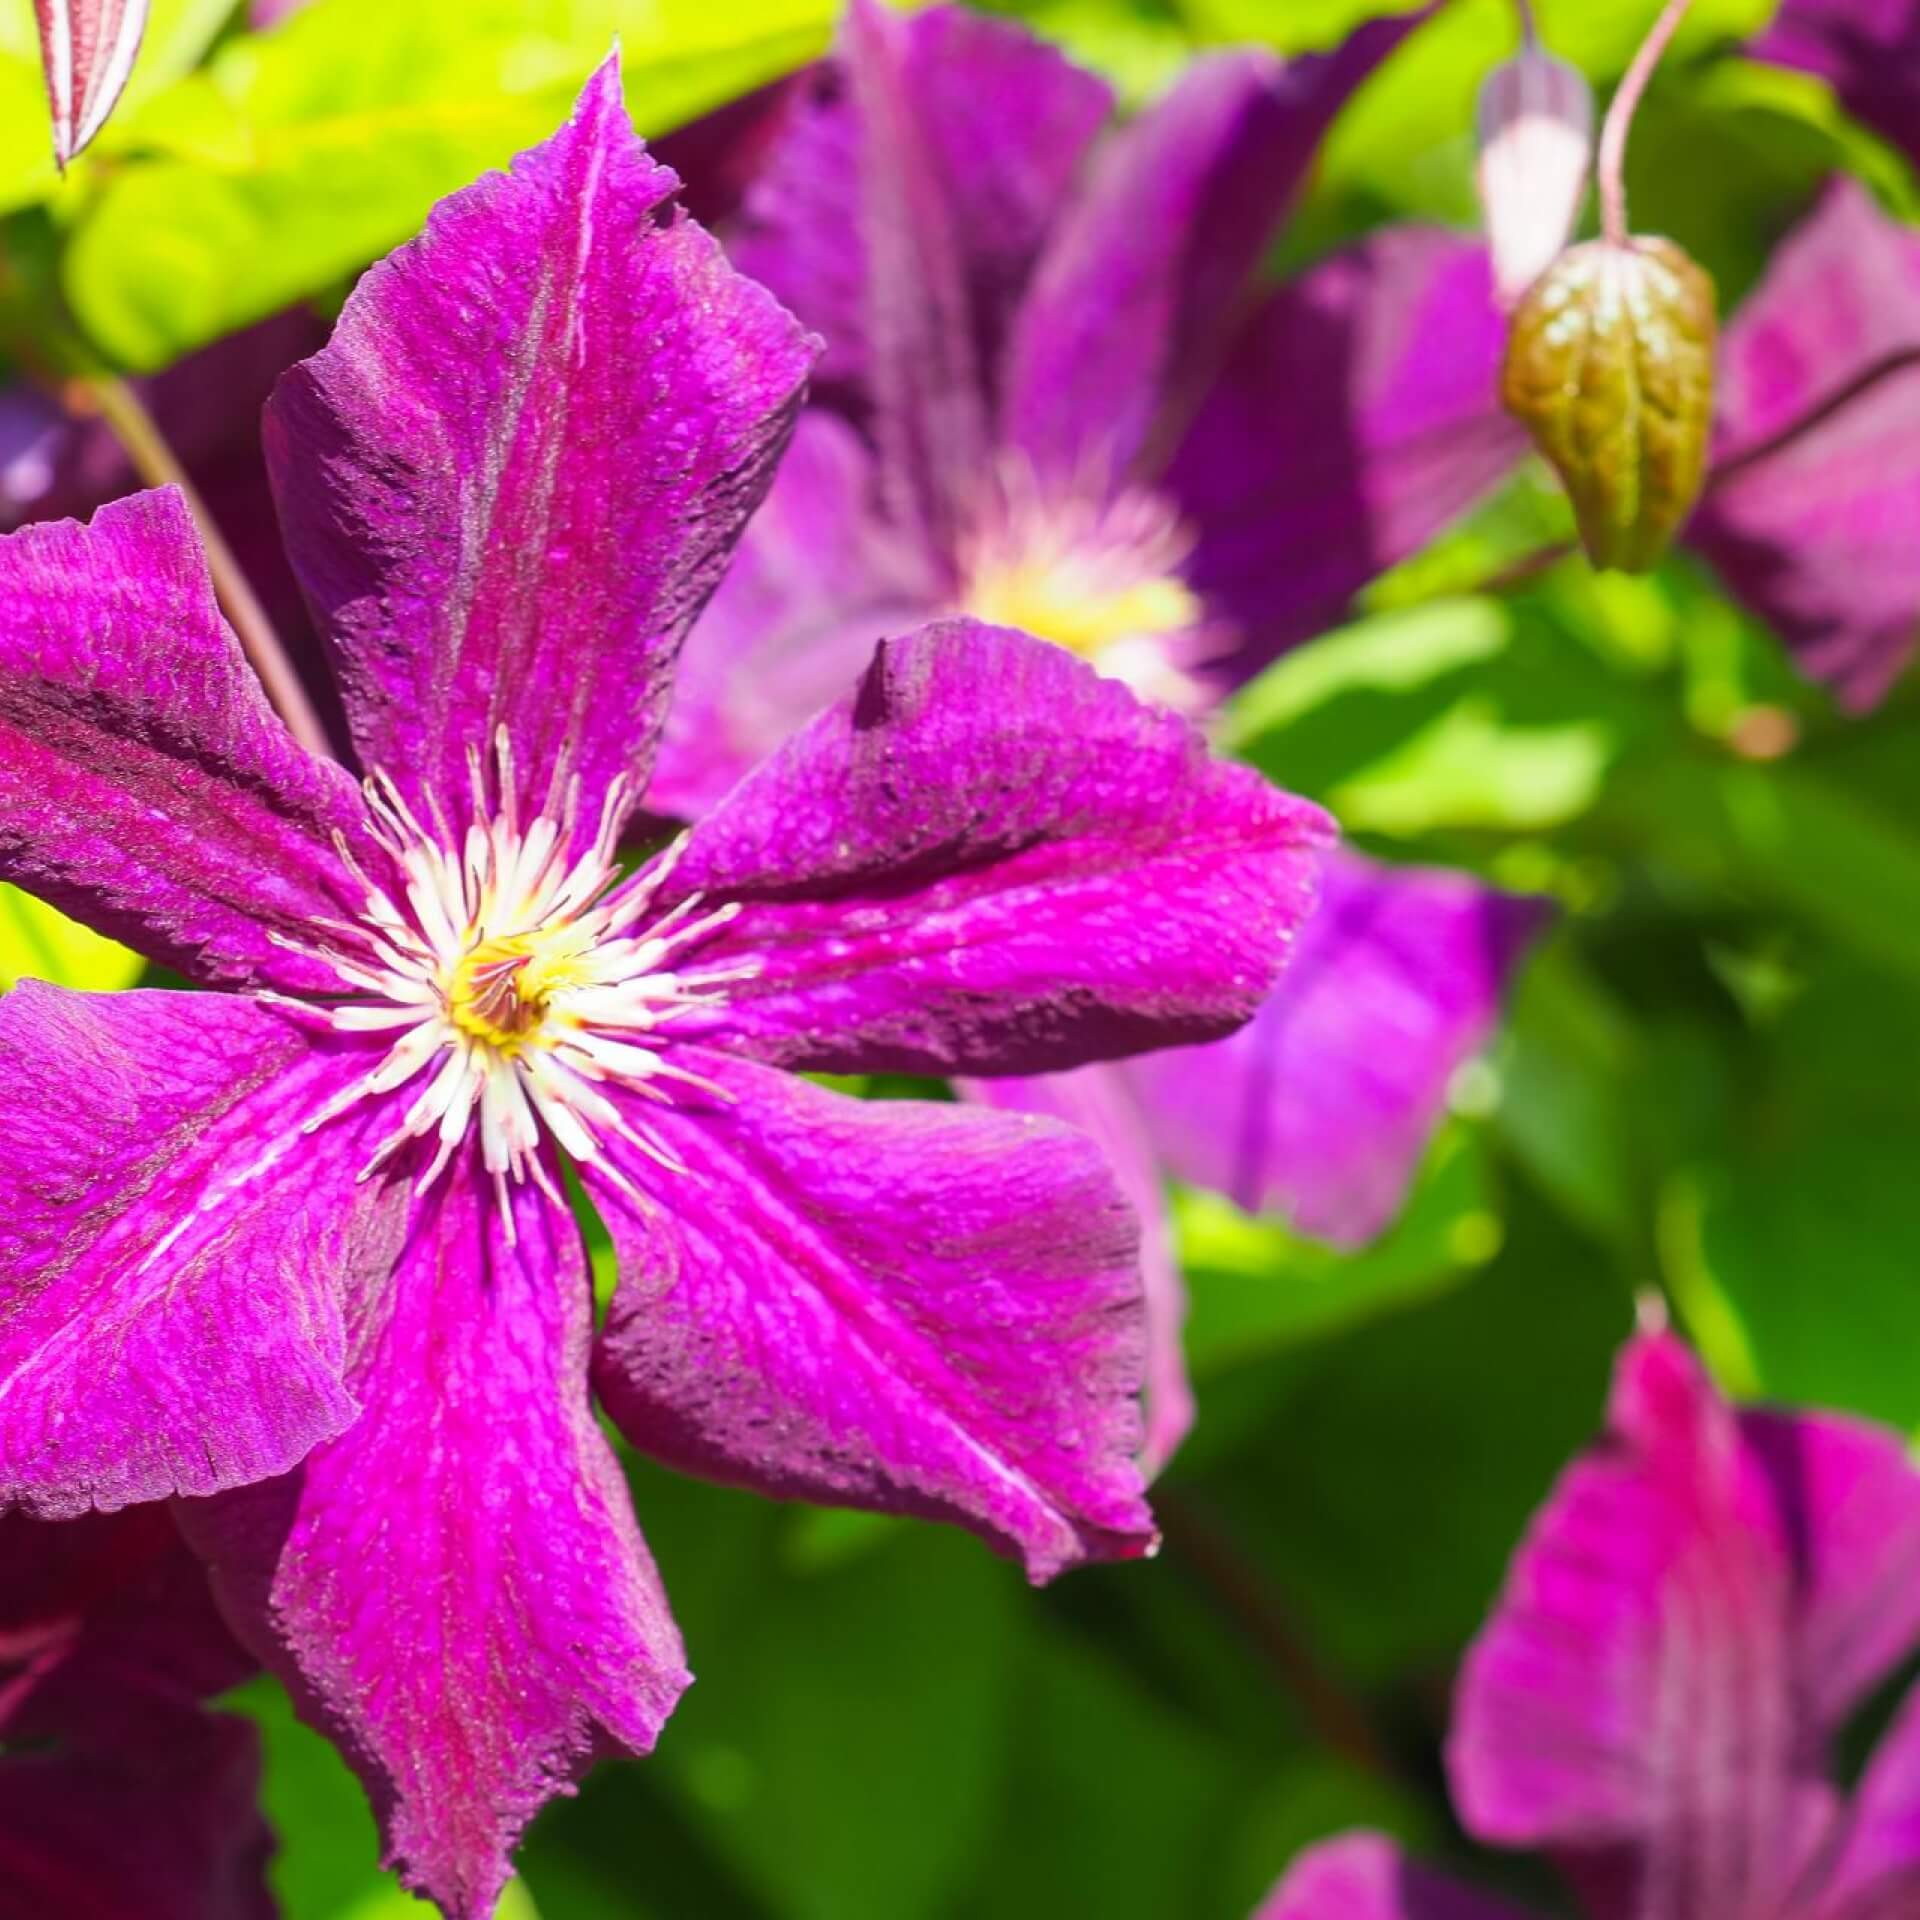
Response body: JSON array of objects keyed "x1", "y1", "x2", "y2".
[
  {"x1": 0, "y1": 882, "x2": 142, "y2": 991},
  {"x1": 59, "y1": 0, "x2": 834, "y2": 369}
]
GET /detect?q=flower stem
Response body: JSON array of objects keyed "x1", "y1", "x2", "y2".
[
  {"x1": 1597, "y1": 0, "x2": 1695, "y2": 246},
  {"x1": 71, "y1": 373, "x2": 334, "y2": 758},
  {"x1": 1512, "y1": 0, "x2": 1538, "y2": 48}
]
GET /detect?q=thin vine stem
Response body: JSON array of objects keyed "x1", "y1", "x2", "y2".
[
  {"x1": 1512, "y1": 0, "x2": 1539, "y2": 47},
  {"x1": 1597, "y1": 0, "x2": 1696, "y2": 246},
  {"x1": 71, "y1": 373, "x2": 334, "y2": 759}
]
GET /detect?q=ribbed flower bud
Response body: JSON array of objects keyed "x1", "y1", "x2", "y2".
[
  {"x1": 33, "y1": 0, "x2": 147, "y2": 168},
  {"x1": 1476, "y1": 46, "x2": 1595, "y2": 310},
  {"x1": 1501, "y1": 236, "x2": 1717, "y2": 573}
]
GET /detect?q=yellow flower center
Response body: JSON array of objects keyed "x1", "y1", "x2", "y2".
[
  {"x1": 961, "y1": 554, "x2": 1202, "y2": 663},
  {"x1": 446, "y1": 926, "x2": 594, "y2": 1055}
]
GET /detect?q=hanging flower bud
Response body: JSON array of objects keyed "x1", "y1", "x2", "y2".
[
  {"x1": 1476, "y1": 45, "x2": 1595, "y2": 309},
  {"x1": 33, "y1": 0, "x2": 148, "y2": 170},
  {"x1": 1502, "y1": 235, "x2": 1717, "y2": 573}
]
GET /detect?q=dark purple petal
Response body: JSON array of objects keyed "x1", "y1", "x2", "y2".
[
  {"x1": 33, "y1": 0, "x2": 147, "y2": 168},
  {"x1": 1002, "y1": 20, "x2": 1422, "y2": 489},
  {"x1": 0, "y1": 1506, "x2": 250, "y2": 1744},
  {"x1": 183, "y1": 1156, "x2": 688, "y2": 1920},
  {"x1": 1750, "y1": 2, "x2": 1920, "y2": 165},
  {"x1": 730, "y1": 0, "x2": 1110, "y2": 409},
  {"x1": 663, "y1": 621, "x2": 1330, "y2": 1077},
  {"x1": 1688, "y1": 179, "x2": 1920, "y2": 710},
  {"x1": 266, "y1": 58, "x2": 815, "y2": 845},
  {"x1": 0, "y1": 1712, "x2": 274, "y2": 1920},
  {"x1": 0, "y1": 489, "x2": 372, "y2": 993},
  {"x1": 1822, "y1": 1687, "x2": 1920, "y2": 1917},
  {"x1": 1256, "y1": 1833, "x2": 1540, "y2": 1920},
  {"x1": 0, "y1": 985, "x2": 405, "y2": 1520},
  {"x1": 648, "y1": 410, "x2": 942, "y2": 819},
  {"x1": 1168, "y1": 229, "x2": 1525, "y2": 680},
  {"x1": 961, "y1": 1065, "x2": 1193, "y2": 1474},
  {"x1": 1447, "y1": 1330, "x2": 1920, "y2": 1916},
  {"x1": 1123, "y1": 851, "x2": 1547, "y2": 1247},
  {"x1": 587, "y1": 1054, "x2": 1152, "y2": 1581}
]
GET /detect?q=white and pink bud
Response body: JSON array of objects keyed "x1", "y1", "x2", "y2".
[
  {"x1": 33, "y1": 0, "x2": 148, "y2": 169},
  {"x1": 1475, "y1": 45, "x2": 1595, "y2": 311}
]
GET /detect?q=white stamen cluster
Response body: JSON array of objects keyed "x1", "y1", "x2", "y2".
[{"x1": 278, "y1": 731, "x2": 752, "y2": 1233}]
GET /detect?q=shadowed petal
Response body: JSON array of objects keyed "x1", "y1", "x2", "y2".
[
  {"x1": 267, "y1": 58, "x2": 815, "y2": 845},
  {"x1": 1123, "y1": 852, "x2": 1547, "y2": 1247},
  {"x1": 1822, "y1": 1688, "x2": 1920, "y2": 1917},
  {"x1": 1750, "y1": 2, "x2": 1920, "y2": 166},
  {"x1": 731, "y1": 0, "x2": 1110, "y2": 408},
  {"x1": 34, "y1": 0, "x2": 147, "y2": 169},
  {"x1": 1689, "y1": 179, "x2": 1920, "y2": 710},
  {"x1": 664, "y1": 621, "x2": 1330, "y2": 1077},
  {"x1": 649, "y1": 411, "x2": 941, "y2": 819},
  {"x1": 962, "y1": 1064, "x2": 1193, "y2": 1473},
  {"x1": 588, "y1": 1055, "x2": 1152, "y2": 1581},
  {"x1": 182, "y1": 1156, "x2": 689, "y2": 1920},
  {"x1": 1003, "y1": 21, "x2": 1422, "y2": 488},
  {"x1": 0, "y1": 1712, "x2": 273, "y2": 1920},
  {"x1": 0, "y1": 985, "x2": 406, "y2": 1520},
  {"x1": 1448, "y1": 1330, "x2": 1920, "y2": 1917},
  {"x1": 1257, "y1": 1833, "x2": 1541, "y2": 1919},
  {"x1": 0, "y1": 489, "x2": 372, "y2": 994},
  {"x1": 1168, "y1": 229, "x2": 1524, "y2": 681}
]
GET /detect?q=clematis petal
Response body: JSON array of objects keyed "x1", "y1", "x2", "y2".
[
  {"x1": 1257, "y1": 1833, "x2": 1542, "y2": 1919},
  {"x1": 182, "y1": 1155, "x2": 689, "y2": 1920},
  {"x1": 33, "y1": 0, "x2": 147, "y2": 170},
  {"x1": 0, "y1": 1506, "x2": 251, "y2": 1743},
  {"x1": 266, "y1": 57, "x2": 815, "y2": 845},
  {"x1": 1002, "y1": 19, "x2": 1422, "y2": 488},
  {"x1": 1446, "y1": 1330, "x2": 1920, "y2": 1915},
  {"x1": 664, "y1": 621, "x2": 1330, "y2": 1077},
  {"x1": 587, "y1": 1054, "x2": 1152, "y2": 1581},
  {"x1": 731, "y1": 0, "x2": 1111, "y2": 408},
  {"x1": 649, "y1": 411, "x2": 942, "y2": 819},
  {"x1": 1688, "y1": 179, "x2": 1920, "y2": 710},
  {"x1": 1122, "y1": 851, "x2": 1547, "y2": 1247},
  {"x1": 0, "y1": 1711, "x2": 274, "y2": 1920},
  {"x1": 1822, "y1": 1687, "x2": 1920, "y2": 1916},
  {"x1": 0, "y1": 489, "x2": 372, "y2": 994},
  {"x1": 961, "y1": 1065, "x2": 1193, "y2": 1474},
  {"x1": 1750, "y1": 2, "x2": 1920, "y2": 167},
  {"x1": 1167, "y1": 229, "x2": 1524, "y2": 681},
  {"x1": 0, "y1": 984, "x2": 405, "y2": 1520}
]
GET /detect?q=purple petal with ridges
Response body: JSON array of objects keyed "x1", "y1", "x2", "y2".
[
  {"x1": 0, "y1": 1712, "x2": 274, "y2": 1920},
  {"x1": 649, "y1": 410, "x2": 942, "y2": 819},
  {"x1": 588, "y1": 1055, "x2": 1151, "y2": 1581},
  {"x1": 730, "y1": 0, "x2": 1110, "y2": 407},
  {"x1": 266, "y1": 57, "x2": 815, "y2": 845},
  {"x1": 182, "y1": 1155, "x2": 688, "y2": 1920},
  {"x1": 1689, "y1": 178, "x2": 1920, "y2": 710},
  {"x1": 1256, "y1": 1833, "x2": 1540, "y2": 1920},
  {"x1": 1168, "y1": 229, "x2": 1525, "y2": 681},
  {"x1": 1124, "y1": 851, "x2": 1546, "y2": 1247},
  {"x1": 1448, "y1": 1330, "x2": 1920, "y2": 1917},
  {"x1": 0, "y1": 489, "x2": 372, "y2": 993},
  {"x1": 1003, "y1": 19, "x2": 1422, "y2": 488},
  {"x1": 1750, "y1": 2, "x2": 1920, "y2": 165},
  {"x1": 961, "y1": 1065, "x2": 1193, "y2": 1474},
  {"x1": 663, "y1": 621, "x2": 1330, "y2": 1077},
  {"x1": 0, "y1": 985, "x2": 406, "y2": 1520}
]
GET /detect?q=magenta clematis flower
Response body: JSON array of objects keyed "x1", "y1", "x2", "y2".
[
  {"x1": 636, "y1": 1, "x2": 1543, "y2": 1468},
  {"x1": 1, "y1": 1506, "x2": 273, "y2": 1920},
  {"x1": 1751, "y1": 0, "x2": 1920, "y2": 167},
  {"x1": 0, "y1": 63, "x2": 1328, "y2": 1918},
  {"x1": 1261, "y1": 1324, "x2": 1920, "y2": 1918}
]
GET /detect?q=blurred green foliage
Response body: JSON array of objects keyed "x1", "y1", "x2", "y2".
[{"x1": 6, "y1": 0, "x2": 1920, "y2": 1916}]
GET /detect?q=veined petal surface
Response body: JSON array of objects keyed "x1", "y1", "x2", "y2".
[
  {"x1": 588, "y1": 1056, "x2": 1151, "y2": 1581},
  {"x1": 267, "y1": 58, "x2": 816, "y2": 844}
]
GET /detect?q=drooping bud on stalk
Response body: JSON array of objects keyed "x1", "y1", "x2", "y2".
[
  {"x1": 1476, "y1": 46, "x2": 1594, "y2": 309},
  {"x1": 1501, "y1": 236, "x2": 1717, "y2": 571},
  {"x1": 33, "y1": 0, "x2": 148, "y2": 170}
]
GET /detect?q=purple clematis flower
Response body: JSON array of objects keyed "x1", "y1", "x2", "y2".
[
  {"x1": 0, "y1": 61, "x2": 1327, "y2": 1917},
  {"x1": 1, "y1": 1506, "x2": 274, "y2": 1920},
  {"x1": 640, "y1": 0, "x2": 1542, "y2": 1466},
  {"x1": 1751, "y1": 0, "x2": 1920, "y2": 167},
  {"x1": 1260, "y1": 1323, "x2": 1920, "y2": 1918}
]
